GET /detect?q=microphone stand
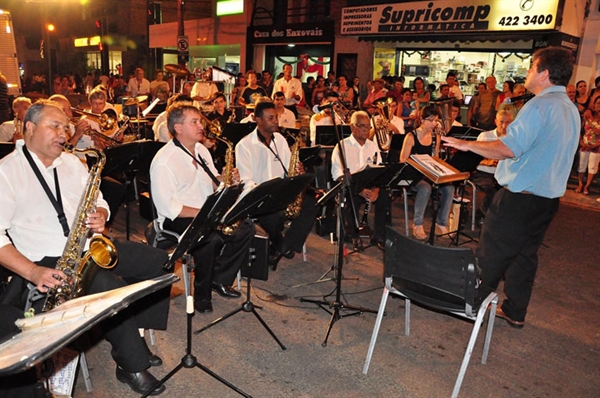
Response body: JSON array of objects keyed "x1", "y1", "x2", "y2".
[{"x1": 299, "y1": 107, "x2": 376, "y2": 347}]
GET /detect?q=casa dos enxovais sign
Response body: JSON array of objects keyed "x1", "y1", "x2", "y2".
[
  {"x1": 340, "y1": 0, "x2": 561, "y2": 35},
  {"x1": 249, "y1": 22, "x2": 334, "y2": 44}
]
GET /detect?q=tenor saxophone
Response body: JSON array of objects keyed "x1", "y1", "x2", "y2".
[
  {"x1": 42, "y1": 146, "x2": 118, "y2": 312},
  {"x1": 283, "y1": 130, "x2": 303, "y2": 219}
]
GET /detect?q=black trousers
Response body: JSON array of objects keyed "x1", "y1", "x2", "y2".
[
  {"x1": 478, "y1": 188, "x2": 559, "y2": 322},
  {"x1": 2, "y1": 240, "x2": 170, "y2": 373},
  {"x1": 469, "y1": 171, "x2": 500, "y2": 215},
  {"x1": 344, "y1": 189, "x2": 390, "y2": 242},
  {"x1": 256, "y1": 193, "x2": 319, "y2": 254},
  {"x1": 163, "y1": 218, "x2": 254, "y2": 301}
]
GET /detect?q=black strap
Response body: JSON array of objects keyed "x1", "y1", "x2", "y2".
[
  {"x1": 173, "y1": 138, "x2": 221, "y2": 186},
  {"x1": 256, "y1": 130, "x2": 288, "y2": 177},
  {"x1": 22, "y1": 146, "x2": 70, "y2": 237}
]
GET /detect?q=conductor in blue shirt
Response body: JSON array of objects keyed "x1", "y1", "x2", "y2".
[{"x1": 442, "y1": 47, "x2": 580, "y2": 329}]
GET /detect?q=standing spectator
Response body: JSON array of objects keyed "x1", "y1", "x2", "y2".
[
  {"x1": 303, "y1": 76, "x2": 315, "y2": 109},
  {"x1": 231, "y1": 73, "x2": 247, "y2": 106},
  {"x1": 238, "y1": 70, "x2": 266, "y2": 110},
  {"x1": 498, "y1": 83, "x2": 527, "y2": 120},
  {"x1": 259, "y1": 69, "x2": 274, "y2": 97},
  {"x1": 352, "y1": 76, "x2": 362, "y2": 109},
  {"x1": 566, "y1": 84, "x2": 577, "y2": 103},
  {"x1": 496, "y1": 80, "x2": 515, "y2": 110},
  {"x1": 437, "y1": 84, "x2": 450, "y2": 100},
  {"x1": 363, "y1": 78, "x2": 387, "y2": 113},
  {"x1": 413, "y1": 77, "x2": 430, "y2": 109},
  {"x1": 575, "y1": 80, "x2": 590, "y2": 117},
  {"x1": 442, "y1": 47, "x2": 580, "y2": 329},
  {"x1": 273, "y1": 63, "x2": 303, "y2": 117},
  {"x1": 326, "y1": 71, "x2": 337, "y2": 90},
  {"x1": 311, "y1": 75, "x2": 327, "y2": 111},
  {"x1": 398, "y1": 88, "x2": 416, "y2": 131},
  {"x1": 468, "y1": 76, "x2": 500, "y2": 130},
  {"x1": 335, "y1": 74, "x2": 354, "y2": 110},
  {"x1": 575, "y1": 96, "x2": 600, "y2": 195},
  {"x1": 445, "y1": 71, "x2": 463, "y2": 102},
  {"x1": 386, "y1": 76, "x2": 405, "y2": 102}
]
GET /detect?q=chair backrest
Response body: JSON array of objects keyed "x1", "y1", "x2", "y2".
[{"x1": 384, "y1": 226, "x2": 479, "y2": 314}]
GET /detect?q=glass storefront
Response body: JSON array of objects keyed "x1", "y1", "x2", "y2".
[{"x1": 374, "y1": 48, "x2": 532, "y2": 93}]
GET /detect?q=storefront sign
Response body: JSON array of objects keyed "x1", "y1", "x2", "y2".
[
  {"x1": 249, "y1": 22, "x2": 334, "y2": 44},
  {"x1": 341, "y1": 0, "x2": 560, "y2": 35}
]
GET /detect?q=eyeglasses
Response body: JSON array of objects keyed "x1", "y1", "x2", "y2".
[{"x1": 353, "y1": 123, "x2": 370, "y2": 129}]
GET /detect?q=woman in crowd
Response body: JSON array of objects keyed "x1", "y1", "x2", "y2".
[
  {"x1": 311, "y1": 75, "x2": 327, "y2": 110},
  {"x1": 495, "y1": 80, "x2": 515, "y2": 110},
  {"x1": 575, "y1": 80, "x2": 590, "y2": 117},
  {"x1": 398, "y1": 88, "x2": 416, "y2": 132},
  {"x1": 400, "y1": 105, "x2": 454, "y2": 240},
  {"x1": 413, "y1": 77, "x2": 430, "y2": 109},
  {"x1": 334, "y1": 74, "x2": 354, "y2": 110},
  {"x1": 576, "y1": 95, "x2": 600, "y2": 195}
]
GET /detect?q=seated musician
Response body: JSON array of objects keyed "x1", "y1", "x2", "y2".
[
  {"x1": 399, "y1": 104, "x2": 454, "y2": 240},
  {"x1": 370, "y1": 96, "x2": 405, "y2": 163},
  {"x1": 273, "y1": 91, "x2": 297, "y2": 129},
  {"x1": 70, "y1": 86, "x2": 119, "y2": 150},
  {"x1": 205, "y1": 92, "x2": 234, "y2": 125},
  {"x1": 235, "y1": 101, "x2": 319, "y2": 269},
  {"x1": 0, "y1": 96, "x2": 31, "y2": 143},
  {"x1": 331, "y1": 111, "x2": 389, "y2": 251},
  {"x1": 153, "y1": 93, "x2": 194, "y2": 143},
  {"x1": 309, "y1": 90, "x2": 345, "y2": 145},
  {"x1": 150, "y1": 103, "x2": 254, "y2": 313},
  {"x1": 470, "y1": 109, "x2": 514, "y2": 219},
  {"x1": 0, "y1": 101, "x2": 170, "y2": 396}
]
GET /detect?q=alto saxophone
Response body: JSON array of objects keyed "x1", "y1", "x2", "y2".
[
  {"x1": 205, "y1": 126, "x2": 239, "y2": 235},
  {"x1": 42, "y1": 146, "x2": 118, "y2": 312},
  {"x1": 283, "y1": 130, "x2": 303, "y2": 219}
]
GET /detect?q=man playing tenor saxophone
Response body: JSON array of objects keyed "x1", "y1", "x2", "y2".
[{"x1": 0, "y1": 101, "x2": 170, "y2": 396}]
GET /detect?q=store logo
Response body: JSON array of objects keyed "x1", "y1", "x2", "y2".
[{"x1": 520, "y1": 0, "x2": 534, "y2": 12}]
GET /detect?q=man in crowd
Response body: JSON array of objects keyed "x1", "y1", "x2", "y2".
[
  {"x1": 272, "y1": 63, "x2": 303, "y2": 117},
  {"x1": 150, "y1": 69, "x2": 170, "y2": 103},
  {"x1": 446, "y1": 71, "x2": 464, "y2": 102},
  {"x1": 498, "y1": 83, "x2": 527, "y2": 120},
  {"x1": 238, "y1": 70, "x2": 267, "y2": 112},
  {"x1": 0, "y1": 97, "x2": 32, "y2": 142},
  {"x1": 151, "y1": 103, "x2": 253, "y2": 313},
  {"x1": 259, "y1": 69, "x2": 274, "y2": 97},
  {"x1": 442, "y1": 47, "x2": 580, "y2": 329},
  {"x1": 363, "y1": 78, "x2": 387, "y2": 113},
  {"x1": 331, "y1": 110, "x2": 389, "y2": 250},
  {"x1": 235, "y1": 101, "x2": 318, "y2": 269},
  {"x1": 468, "y1": 75, "x2": 500, "y2": 130},
  {"x1": 206, "y1": 92, "x2": 234, "y2": 125},
  {"x1": 127, "y1": 67, "x2": 151, "y2": 98},
  {"x1": 0, "y1": 101, "x2": 170, "y2": 396}
]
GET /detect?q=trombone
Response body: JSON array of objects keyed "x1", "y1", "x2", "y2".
[{"x1": 69, "y1": 107, "x2": 129, "y2": 148}]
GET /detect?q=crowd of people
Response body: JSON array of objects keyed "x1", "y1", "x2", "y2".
[{"x1": 0, "y1": 47, "x2": 598, "y2": 396}]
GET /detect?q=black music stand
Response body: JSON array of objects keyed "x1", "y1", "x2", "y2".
[
  {"x1": 315, "y1": 125, "x2": 352, "y2": 146},
  {"x1": 144, "y1": 185, "x2": 252, "y2": 398},
  {"x1": 0, "y1": 142, "x2": 15, "y2": 160},
  {"x1": 193, "y1": 175, "x2": 313, "y2": 348},
  {"x1": 102, "y1": 140, "x2": 165, "y2": 240},
  {"x1": 300, "y1": 165, "x2": 386, "y2": 346}
]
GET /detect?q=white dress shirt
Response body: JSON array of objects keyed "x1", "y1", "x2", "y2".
[
  {"x1": 0, "y1": 141, "x2": 109, "y2": 261},
  {"x1": 309, "y1": 111, "x2": 346, "y2": 144},
  {"x1": 331, "y1": 134, "x2": 381, "y2": 181},
  {"x1": 0, "y1": 120, "x2": 16, "y2": 142},
  {"x1": 235, "y1": 129, "x2": 291, "y2": 190},
  {"x1": 278, "y1": 108, "x2": 296, "y2": 129},
  {"x1": 273, "y1": 77, "x2": 304, "y2": 106},
  {"x1": 190, "y1": 82, "x2": 218, "y2": 109},
  {"x1": 152, "y1": 111, "x2": 167, "y2": 140},
  {"x1": 150, "y1": 140, "x2": 219, "y2": 226},
  {"x1": 476, "y1": 128, "x2": 500, "y2": 173},
  {"x1": 127, "y1": 77, "x2": 151, "y2": 97}
]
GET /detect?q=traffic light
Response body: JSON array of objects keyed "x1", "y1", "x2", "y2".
[{"x1": 46, "y1": 23, "x2": 55, "y2": 32}]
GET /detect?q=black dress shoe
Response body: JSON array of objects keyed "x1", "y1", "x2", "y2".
[
  {"x1": 352, "y1": 237, "x2": 364, "y2": 252},
  {"x1": 194, "y1": 299, "x2": 213, "y2": 313},
  {"x1": 370, "y1": 238, "x2": 385, "y2": 251},
  {"x1": 282, "y1": 249, "x2": 295, "y2": 259},
  {"x1": 116, "y1": 367, "x2": 165, "y2": 396},
  {"x1": 211, "y1": 283, "x2": 241, "y2": 298},
  {"x1": 149, "y1": 353, "x2": 163, "y2": 367},
  {"x1": 268, "y1": 251, "x2": 282, "y2": 271}
]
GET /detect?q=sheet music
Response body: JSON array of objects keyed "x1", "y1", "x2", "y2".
[{"x1": 410, "y1": 154, "x2": 456, "y2": 178}]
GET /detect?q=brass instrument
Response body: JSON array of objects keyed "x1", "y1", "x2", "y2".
[
  {"x1": 431, "y1": 99, "x2": 453, "y2": 159},
  {"x1": 282, "y1": 129, "x2": 303, "y2": 219},
  {"x1": 203, "y1": 117, "x2": 240, "y2": 235},
  {"x1": 70, "y1": 107, "x2": 129, "y2": 148},
  {"x1": 372, "y1": 97, "x2": 394, "y2": 153},
  {"x1": 42, "y1": 145, "x2": 118, "y2": 312}
]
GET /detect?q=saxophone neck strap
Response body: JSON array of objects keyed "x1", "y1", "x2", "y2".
[
  {"x1": 173, "y1": 138, "x2": 220, "y2": 186},
  {"x1": 22, "y1": 145, "x2": 69, "y2": 237},
  {"x1": 256, "y1": 130, "x2": 288, "y2": 177}
]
